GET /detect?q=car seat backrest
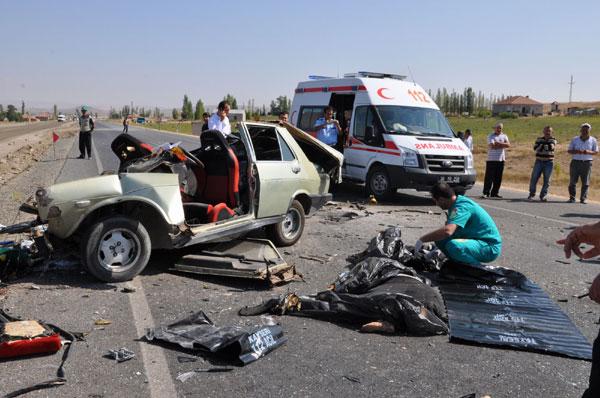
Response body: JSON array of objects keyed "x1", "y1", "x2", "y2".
[{"x1": 198, "y1": 130, "x2": 239, "y2": 208}]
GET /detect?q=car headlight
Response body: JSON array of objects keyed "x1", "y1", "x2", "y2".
[
  {"x1": 466, "y1": 153, "x2": 474, "y2": 169},
  {"x1": 400, "y1": 147, "x2": 420, "y2": 168}
]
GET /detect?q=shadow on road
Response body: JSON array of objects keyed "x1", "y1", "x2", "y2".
[
  {"x1": 332, "y1": 183, "x2": 434, "y2": 207},
  {"x1": 561, "y1": 213, "x2": 600, "y2": 219}
]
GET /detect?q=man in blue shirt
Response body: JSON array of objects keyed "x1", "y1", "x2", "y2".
[
  {"x1": 313, "y1": 106, "x2": 341, "y2": 147},
  {"x1": 416, "y1": 183, "x2": 502, "y2": 266}
]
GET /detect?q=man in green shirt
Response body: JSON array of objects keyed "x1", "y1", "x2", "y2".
[{"x1": 417, "y1": 183, "x2": 502, "y2": 266}]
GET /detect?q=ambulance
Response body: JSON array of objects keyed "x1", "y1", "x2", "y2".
[{"x1": 290, "y1": 71, "x2": 476, "y2": 199}]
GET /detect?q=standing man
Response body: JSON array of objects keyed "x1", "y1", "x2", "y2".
[
  {"x1": 557, "y1": 222, "x2": 600, "y2": 397},
  {"x1": 568, "y1": 123, "x2": 597, "y2": 204},
  {"x1": 313, "y1": 106, "x2": 341, "y2": 147},
  {"x1": 528, "y1": 126, "x2": 557, "y2": 202},
  {"x1": 122, "y1": 115, "x2": 129, "y2": 134},
  {"x1": 416, "y1": 183, "x2": 502, "y2": 267},
  {"x1": 201, "y1": 112, "x2": 210, "y2": 131},
  {"x1": 208, "y1": 100, "x2": 231, "y2": 137},
  {"x1": 464, "y1": 129, "x2": 473, "y2": 152},
  {"x1": 482, "y1": 123, "x2": 510, "y2": 198},
  {"x1": 77, "y1": 105, "x2": 94, "y2": 159}
]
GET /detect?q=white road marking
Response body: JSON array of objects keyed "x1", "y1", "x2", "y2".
[
  {"x1": 90, "y1": 137, "x2": 177, "y2": 397},
  {"x1": 477, "y1": 201, "x2": 581, "y2": 227},
  {"x1": 91, "y1": 135, "x2": 104, "y2": 174},
  {"x1": 128, "y1": 277, "x2": 178, "y2": 398}
]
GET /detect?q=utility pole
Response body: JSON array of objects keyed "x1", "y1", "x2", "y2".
[
  {"x1": 131, "y1": 100, "x2": 134, "y2": 116},
  {"x1": 568, "y1": 75, "x2": 575, "y2": 104}
]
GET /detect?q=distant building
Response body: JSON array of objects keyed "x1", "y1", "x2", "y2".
[
  {"x1": 35, "y1": 112, "x2": 50, "y2": 121},
  {"x1": 492, "y1": 96, "x2": 544, "y2": 116}
]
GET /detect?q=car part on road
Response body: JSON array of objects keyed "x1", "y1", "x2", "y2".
[
  {"x1": 144, "y1": 311, "x2": 286, "y2": 365},
  {"x1": 176, "y1": 367, "x2": 234, "y2": 383},
  {"x1": 267, "y1": 200, "x2": 305, "y2": 246},
  {"x1": 0, "y1": 309, "x2": 82, "y2": 398},
  {"x1": 171, "y1": 239, "x2": 302, "y2": 286},
  {"x1": 81, "y1": 216, "x2": 151, "y2": 282},
  {"x1": 104, "y1": 347, "x2": 135, "y2": 363}
]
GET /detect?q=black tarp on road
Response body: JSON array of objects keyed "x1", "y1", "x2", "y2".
[{"x1": 438, "y1": 262, "x2": 593, "y2": 361}]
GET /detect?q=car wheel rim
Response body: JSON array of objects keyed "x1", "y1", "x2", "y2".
[
  {"x1": 97, "y1": 228, "x2": 141, "y2": 272},
  {"x1": 371, "y1": 173, "x2": 388, "y2": 195},
  {"x1": 282, "y1": 208, "x2": 301, "y2": 240}
]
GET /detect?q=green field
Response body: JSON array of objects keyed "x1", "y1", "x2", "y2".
[
  {"x1": 448, "y1": 115, "x2": 600, "y2": 201},
  {"x1": 142, "y1": 121, "x2": 193, "y2": 134},
  {"x1": 447, "y1": 115, "x2": 600, "y2": 147}
]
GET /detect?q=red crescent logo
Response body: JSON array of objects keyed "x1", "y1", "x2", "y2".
[{"x1": 377, "y1": 87, "x2": 394, "y2": 100}]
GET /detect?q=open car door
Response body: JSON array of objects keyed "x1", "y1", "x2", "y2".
[{"x1": 280, "y1": 122, "x2": 344, "y2": 183}]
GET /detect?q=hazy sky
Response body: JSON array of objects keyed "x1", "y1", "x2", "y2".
[{"x1": 1, "y1": 0, "x2": 598, "y2": 110}]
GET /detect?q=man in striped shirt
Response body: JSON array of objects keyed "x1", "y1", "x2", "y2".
[
  {"x1": 528, "y1": 126, "x2": 557, "y2": 201},
  {"x1": 482, "y1": 123, "x2": 510, "y2": 198}
]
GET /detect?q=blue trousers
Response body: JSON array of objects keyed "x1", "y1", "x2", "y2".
[
  {"x1": 529, "y1": 159, "x2": 553, "y2": 198},
  {"x1": 435, "y1": 238, "x2": 501, "y2": 266}
]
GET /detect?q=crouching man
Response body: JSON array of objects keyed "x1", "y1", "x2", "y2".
[{"x1": 416, "y1": 183, "x2": 502, "y2": 266}]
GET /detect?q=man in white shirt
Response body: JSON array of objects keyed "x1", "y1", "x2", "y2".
[
  {"x1": 568, "y1": 123, "x2": 598, "y2": 204},
  {"x1": 482, "y1": 123, "x2": 510, "y2": 198},
  {"x1": 207, "y1": 100, "x2": 231, "y2": 137},
  {"x1": 464, "y1": 129, "x2": 473, "y2": 152}
]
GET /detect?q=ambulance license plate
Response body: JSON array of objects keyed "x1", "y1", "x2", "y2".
[{"x1": 439, "y1": 176, "x2": 460, "y2": 183}]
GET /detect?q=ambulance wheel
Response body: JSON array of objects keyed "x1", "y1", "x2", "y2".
[
  {"x1": 268, "y1": 200, "x2": 305, "y2": 247},
  {"x1": 367, "y1": 166, "x2": 393, "y2": 200},
  {"x1": 81, "y1": 216, "x2": 151, "y2": 282}
]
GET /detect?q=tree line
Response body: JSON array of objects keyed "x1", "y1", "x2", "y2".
[
  {"x1": 109, "y1": 93, "x2": 293, "y2": 121},
  {"x1": 428, "y1": 87, "x2": 509, "y2": 117}
]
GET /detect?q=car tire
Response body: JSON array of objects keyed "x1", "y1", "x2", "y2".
[
  {"x1": 367, "y1": 165, "x2": 393, "y2": 200},
  {"x1": 81, "y1": 216, "x2": 151, "y2": 282},
  {"x1": 267, "y1": 200, "x2": 305, "y2": 247}
]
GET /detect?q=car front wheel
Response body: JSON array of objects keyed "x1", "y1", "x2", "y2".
[
  {"x1": 82, "y1": 216, "x2": 151, "y2": 282},
  {"x1": 267, "y1": 199, "x2": 305, "y2": 247}
]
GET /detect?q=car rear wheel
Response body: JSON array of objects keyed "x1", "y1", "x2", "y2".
[
  {"x1": 267, "y1": 200, "x2": 305, "y2": 247},
  {"x1": 367, "y1": 165, "x2": 393, "y2": 200},
  {"x1": 82, "y1": 216, "x2": 151, "y2": 282}
]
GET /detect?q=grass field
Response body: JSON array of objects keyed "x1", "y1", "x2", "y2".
[{"x1": 448, "y1": 115, "x2": 600, "y2": 201}]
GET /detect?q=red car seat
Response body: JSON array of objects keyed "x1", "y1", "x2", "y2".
[{"x1": 193, "y1": 130, "x2": 240, "y2": 221}]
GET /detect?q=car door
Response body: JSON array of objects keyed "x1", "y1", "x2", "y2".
[
  {"x1": 343, "y1": 105, "x2": 383, "y2": 181},
  {"x1": 240, "y1": 123, "x2": 301, "y2": 218}
]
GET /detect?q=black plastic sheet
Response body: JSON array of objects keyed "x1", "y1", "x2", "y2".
[
  {"x1": 437, "y1": 262, "x2": 593, "y2": 360},
  {"x1": 145, "y1": 311, "x2": 286, "y2": 365},
  {"x1": 240, "y1": 256, "x2": 448, "y2": 336}
]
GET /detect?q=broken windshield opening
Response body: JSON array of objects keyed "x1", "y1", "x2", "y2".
[{"x1": 375, "y1": 106, "x2": 454, "y2": 138}]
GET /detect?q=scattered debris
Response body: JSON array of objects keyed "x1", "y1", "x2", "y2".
[
  {"x1": 121, "y1": 285, "x2": 137, "y2": 293},
  {"x1": 104, "y1": 348, "x2": 135, "y2": 363},
  {"x1": 94, "y1": 319, "x2": 112, "y2": 326},
  {"x1": 29, "y1": 284, "x2": 40, "y2": 290},
  {"x1": 145, "y1": 311, "x2": 286, "y2": 365},
  {"x1": 176, "y1": 368, "x2": 233, "y2": 382},
  {"x1": 555, "y1": 259, "x2": 570, "y2": 265},
  {"x1": 299, "y1": 254, "x2": 331, "y2": 264},
  {"x1": 177, "y1": 356, "x2": 199, "y2": 363},
  {"x1": 342, "y1": 375, "x2": 361, "y2": 383},
  {"x1": 369, "y1": 195, "x2": 377, "y2": 205}
]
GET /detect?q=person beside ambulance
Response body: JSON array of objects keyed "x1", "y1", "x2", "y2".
[{"x1": 313, "y1": 106, "x2": 341, "y2": 147}]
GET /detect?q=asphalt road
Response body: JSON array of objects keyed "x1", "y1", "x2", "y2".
[
  {"x1": 0, "y1": 121, "x2": 62, "y2": 143},
  {"x1": 0, "y1": 121, "x2": 598, "y2": 398}
]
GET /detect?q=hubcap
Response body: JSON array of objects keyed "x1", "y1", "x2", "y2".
[
  {"x1": 282, "y1": 208, "x2": 301, "y2": 239},
  {"x1": 97, "y1": 228, "x2": 140, "y2": 272},
  {"x1": 371, "y1": 172, "x2": 388, "y2": 195}
]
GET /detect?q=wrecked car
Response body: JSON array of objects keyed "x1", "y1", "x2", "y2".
[{"x1": 6, "y1": 122, "x2": 343, "y2": 282}]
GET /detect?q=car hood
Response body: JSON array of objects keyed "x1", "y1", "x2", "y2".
[
  {"x1": 281, "y1": 122, "x2": 344, "y2": 182},
  {"x1": 43, "y1": 173, "x2": 180, "y2": 206}
]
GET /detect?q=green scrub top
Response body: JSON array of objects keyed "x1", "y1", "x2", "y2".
[{"x1": 446, "y1": 196, "x2": 502, "y2": 245}]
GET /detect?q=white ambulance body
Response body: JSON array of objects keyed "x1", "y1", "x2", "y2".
[{"x1": 290, "y1": 72, "x2": 476, "y2": 198}]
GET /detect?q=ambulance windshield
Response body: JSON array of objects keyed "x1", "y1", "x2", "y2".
[{"x1": 376, "y1": 106, "x2": 454, "y2": 138}]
